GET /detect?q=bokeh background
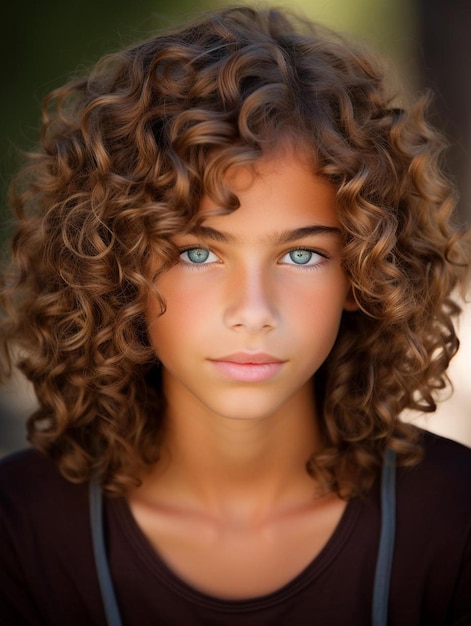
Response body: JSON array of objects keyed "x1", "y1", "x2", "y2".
[{"x1": 1, "y1": 0, "x2": 470, "y2": 455}]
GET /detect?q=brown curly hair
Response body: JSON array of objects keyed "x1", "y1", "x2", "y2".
[{"x1": 1, "y1": 5, "x2": 469, "y2": 496}]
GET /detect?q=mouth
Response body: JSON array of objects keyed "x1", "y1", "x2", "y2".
[
  {"x1": 209, "y1": 353, "x2": 285, "y2": 382},
  {"x1": 212, "y1": 352, "x2": 284, "y2": 365}
]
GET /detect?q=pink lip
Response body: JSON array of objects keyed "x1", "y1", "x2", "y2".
[
  {"x1": 209, "y1": 353, "x2": 285, "y2": 382},
  {"x1": 213, "y1": 352, "x2": 284, "y2": 364}
]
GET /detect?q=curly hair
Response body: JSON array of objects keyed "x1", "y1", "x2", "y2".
[{"x1": 1, "y1": 5, "x2": 469, "y2": 496}]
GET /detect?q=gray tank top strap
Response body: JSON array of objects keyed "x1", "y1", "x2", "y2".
[
  {"x1": 371, "y1": 447, "x2": 397, "y2": 626},
  {"x1": 89, "y1": 476, "x2": 123, "y2": 626},
  {"x1": 89, "y1": 449, "x2": 397, "y2": 626}
]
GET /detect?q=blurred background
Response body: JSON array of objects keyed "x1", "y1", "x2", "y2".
[{"x1": 1, "y1": 0, "x2": 470, "y2": 455}]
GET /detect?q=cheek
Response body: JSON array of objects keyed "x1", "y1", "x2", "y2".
[
  {"x1": 146, "y1": 290, "x2": 209, "y2": 358},
  {"x1": 289, "y1": 281, "x2": 348, "y2": 343},
  {"x1": 291, "y1": 273, "x2": 349, "y2": 316},
  {"x1": 156, "y1": 270, "x2": 219, "y2": 314}
]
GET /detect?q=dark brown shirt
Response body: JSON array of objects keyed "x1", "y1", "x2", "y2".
[{"x1": 1, "y1": 430, "x2": 470, "y2": 625}]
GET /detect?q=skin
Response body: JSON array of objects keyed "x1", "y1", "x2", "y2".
[{"x1": 128, "y1": 151, "x2": 357, "y2": 599}]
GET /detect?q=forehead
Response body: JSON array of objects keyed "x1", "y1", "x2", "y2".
[{"x1": 197, "y1": 152, "x2": 341, "y2": 236}]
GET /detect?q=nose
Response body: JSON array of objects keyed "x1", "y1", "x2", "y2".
[{"x1": 223, "y1": 264, "x2": 278, "y2": 333}]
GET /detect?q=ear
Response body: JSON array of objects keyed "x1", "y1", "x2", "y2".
[{"x1": 343, "y1": 286, "x2": 359, "y2": 312}]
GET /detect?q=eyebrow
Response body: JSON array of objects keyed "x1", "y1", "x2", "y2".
[{"x1": 192, "y1": 224, "x2": 342, "y2": 244}]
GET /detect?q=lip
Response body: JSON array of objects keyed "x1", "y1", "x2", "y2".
[
  {"x1": 209, "y1": 353, "x2": 285, "y2": 382},
  {"x1": 212, "y1": 352, "x2": 284, "y2": 365}
]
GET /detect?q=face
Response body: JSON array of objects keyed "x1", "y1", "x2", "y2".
[{"x1": 147, "y1": 153, "x2": 356, "y2": 423}]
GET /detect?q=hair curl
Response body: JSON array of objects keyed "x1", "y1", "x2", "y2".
[{"x1": 1, "y1": 5, "x2": 469, "y2": 496}]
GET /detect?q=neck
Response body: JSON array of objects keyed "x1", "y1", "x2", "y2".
[{"x1": 138, "y1": 380, "x2": 323, "y2": 522}]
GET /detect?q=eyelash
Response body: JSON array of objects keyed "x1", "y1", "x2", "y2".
[{"x1": 178, "y1": 246, "x2": 329, "y2": 270}]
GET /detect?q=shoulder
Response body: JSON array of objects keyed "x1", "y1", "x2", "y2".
[
  {"x1": 388, "y1": 432, "x2": 471, "y2": 621},
  {"x1": 421, "y1": 427, "x2": 471, "y2": 461},
  {"x1": 0, "y1": 446, "x2": 56, "y2": 481},
  {"x1": 0, "y1": 446, "x2": 77, "y2": 494},
  {"x1": 396, "y1": 428, "x2": 471, "y2": 534},
  {"x1": 0, "y1": 452, "x2": 106, "y2": 624},
  {"x1": 0, "y1": 448, "x2": 89, "y2": 531},
  {"x1": 400, "y1": 428, "x2": 471, "y2": 491}
]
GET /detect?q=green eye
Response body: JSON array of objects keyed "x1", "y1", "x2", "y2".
[
  {"x1": 180, "y1": 247, "x2": 216, "y2": 264},
  {"x1": 288, "y1": 250, "x2": 314, "y2": 265},
  {"x1": 280, "y1": 248, "x2": 326, "y2": 267},
  {"x1": 279, "y1": 248, "x2": 326, "y2": 267}
]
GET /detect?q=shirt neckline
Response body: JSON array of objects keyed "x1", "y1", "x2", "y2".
[{"x1": 110, "y1": 492, "x2": 364, "y2": 612}]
